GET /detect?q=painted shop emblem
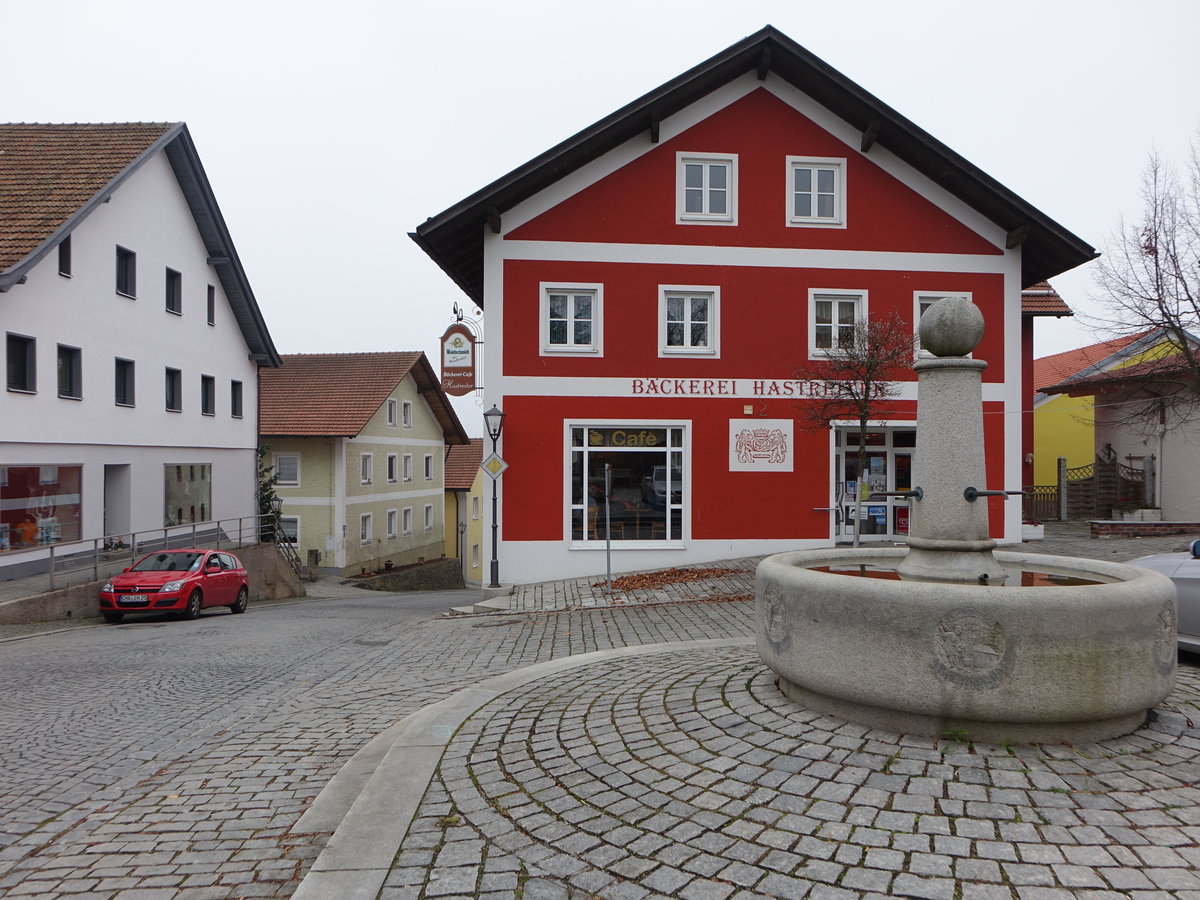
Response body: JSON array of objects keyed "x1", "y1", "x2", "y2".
[{"x1": 735, "y1": 428, "x2": 788, "y2": 465}]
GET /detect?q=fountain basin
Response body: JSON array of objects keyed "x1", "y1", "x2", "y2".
[{"x1": 756, "y1": 548, "x2": 1177, "y2": 744}]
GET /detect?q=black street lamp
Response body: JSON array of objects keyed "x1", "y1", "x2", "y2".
[
  {"x1": 268, "y1": 495, "x2": 284, "y2": 540},
  {"x1": 483, "y1": 404, "x2": 506, "y2": 588}
]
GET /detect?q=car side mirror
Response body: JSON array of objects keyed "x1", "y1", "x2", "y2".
[
  {"x1": 1192, "y1": 538, "x2": 1200, "y2": 559},
  {"x1": 122, "y1": 567, "x2": 131, "y2": 573}
]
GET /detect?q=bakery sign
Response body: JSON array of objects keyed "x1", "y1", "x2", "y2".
[
  {"x1": 729, "y1": 419, "x2": 794, "y2": 472},
  {"x1": 440, "y1": 323, "x2": 476, "y2": 396}
]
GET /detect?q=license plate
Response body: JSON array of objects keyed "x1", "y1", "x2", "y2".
[{"x1": 120, "y1": 595, "x2": 149, "y2": 606}]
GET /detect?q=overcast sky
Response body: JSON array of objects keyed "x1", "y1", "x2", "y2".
[{"x1": 6, "y1": 0, "x2": 1197, "y2": 432}]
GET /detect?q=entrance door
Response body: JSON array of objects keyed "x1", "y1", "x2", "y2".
[
  {"x1": 835, "y1": 428, "x2": 916, "y2": 542},
  {"x1": 103, "y1": 465, "x2": 131, "y2": 540}
]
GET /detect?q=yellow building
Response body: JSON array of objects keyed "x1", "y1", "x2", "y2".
[
  {"x1": 260, "y1": 353, "x2": 468, "y2": 576},
  {"x1": 1032, "y1": 330, "x2": 1172, "y2": 484},
  {"x1": 444, "y1": 439, "x2": 485, "y2": 586}
]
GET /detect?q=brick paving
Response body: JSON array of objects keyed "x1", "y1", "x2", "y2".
[{"x1": 2, "y1": 522, "x2": 1198, "y2": 898}]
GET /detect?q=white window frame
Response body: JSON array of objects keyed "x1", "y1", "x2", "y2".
[
  {"x1": 402, "y1": 507, "x2": 413, "y2": 536},
  {"x1": 658, "y1": 285, "x2": 719, "y2": 357},
  {"x1": 279, "y1": 516, "x2": 300, "y2": 545},
  {"x1": 402, "y1": 400, "x2": 412, "y2": 428},
  {"x1": 360, "y1": 453, "x2": 373, "y2": 485},
  {"x1": 914, "y1": 291, "x2": 972, "y2": 358},
  {"x1": 360, "y1": 513, "x2": 372, "y2": 544},
  {"x1": 472, "y1": 496, "x2": 480, "y2": 520},
  {"x1": 386, "y1": 398, "x2": 398, "y2": 427},
  {"x1": 540, "y1": 283, "x2": 603, "y2": 356},
  {"x1": 386, "y1": 509, "x2": 398, "y2": 539},
  {"x1": 424, "y1": 454, "x2": 434, "y2": 481},
  {"x1": 424, "y1": 504, "x2": 434, "y2": 531},
  {"x1": 786, "y1": 157, "x2": 847, "y2": 228},
  {"x1": 275, "y1": 454, "x2": 300, "y2": 486},
  {"x1": 402, "y1": 453, "x2": 413, "y2": 483},
  {"x1": 387, "y1": 453, "x2": 398, "y2": 483},
  {"x1": 676, "y1": 152, "x2": 737, "y2": 225},
  {"x1": 808, "y1": 289, "x2": 867, "y2": 359},
  {"x1": 471, "y1": 543, "x2": 480, "y2": 569}
]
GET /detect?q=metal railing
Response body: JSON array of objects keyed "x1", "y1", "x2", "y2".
[{"x1": 0, "y1": 514, "x2": 285, "y2": 595}]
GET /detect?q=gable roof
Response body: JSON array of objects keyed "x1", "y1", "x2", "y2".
[
  {"x1": 1040, "y1": 353, "x2": 1197, "y2": 397},
  {"x1": 411, "y1": 25, "x2": 1096, "y2": 304},
  {"x1": 1021, "y1": 282, "x2": 1072, "y2": 318},
  {"x1": 260, "y1": 352, "x2": 469, "y2": 443},
  {"x1": 445, "y1": 438, "x2": 484, "y2": 490},
  {"x1": 1033, "y1": 332, "x2": 1149, "y2": 394},
  {"x1": 0, "y1": 122, "x2": 279, "y2": 366}
]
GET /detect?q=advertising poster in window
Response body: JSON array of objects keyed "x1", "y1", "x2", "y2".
[
  {"x1": 0, "y1": 465, "x2": 82, "y2": 550},
  {"x1": 729, "y1": 419, "x2": 793, "y2": 472}
]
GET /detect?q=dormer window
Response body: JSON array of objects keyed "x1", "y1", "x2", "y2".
[
  {"x1": 677, "y1": 153, "x2": 737, "y2": 224},
  {"x1": 787, "y1": 157, "x2": 846, "y2": 227}
]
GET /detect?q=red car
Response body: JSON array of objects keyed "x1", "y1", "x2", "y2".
[{"x1": 99, "y1": 549, "x2": 249, "y2": 623}]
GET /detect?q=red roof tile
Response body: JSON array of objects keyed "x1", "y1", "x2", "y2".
[
  {"x1": 1041, "y1": 353, "x2": 1193, "y2": 395},
  {"x1": 1032, "y1": 333, "x2": 1150, "y2": 393},
  {"x1": 1021, "y1": 281, "x2": 1072, "y2": 317},
  {"x1": 0, "y1": 123, "x2": 174, "y2": 272},
  {"x1": 444, "y1": 439, "x2": 484, "y2": 490},
  {"x1": 260, "y1": 352, "x2": 468, "y2": 442}
]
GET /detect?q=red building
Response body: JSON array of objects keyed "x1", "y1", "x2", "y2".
[{"x1": 414, "y1": 27, "x2": 1095, "y2": 583}]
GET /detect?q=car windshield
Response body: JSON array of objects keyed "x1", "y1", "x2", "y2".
[{"x1": 130, "y1": 552, "x2": 203, "y2": 572}]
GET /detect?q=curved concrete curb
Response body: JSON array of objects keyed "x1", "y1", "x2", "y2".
[{"x1": 290, "y1": 637, "x2": 753, "y2": 900}]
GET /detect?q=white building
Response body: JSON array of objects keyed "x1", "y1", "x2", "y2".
[{"x1": 0, "y1": 123, "x2": 279, "y2": 570}]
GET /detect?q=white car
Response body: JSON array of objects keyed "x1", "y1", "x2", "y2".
[{"x1": 1131, "y1": 539, "x2": 1200, "y2": 652}]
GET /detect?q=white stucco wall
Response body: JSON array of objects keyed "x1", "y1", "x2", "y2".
[{"x1": 1, "y1": 149, "x2": 265, "y2": 545}]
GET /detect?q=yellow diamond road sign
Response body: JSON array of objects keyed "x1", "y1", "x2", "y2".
[{"x1": 481, "y1": 453, "x2": 508, "y2": 479}]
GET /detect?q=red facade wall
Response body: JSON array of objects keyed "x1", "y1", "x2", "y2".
[{"x1": 509, "y1": 88, "x2": 1000, "y2": 257}]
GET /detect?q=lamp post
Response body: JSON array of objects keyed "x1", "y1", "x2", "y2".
[
  {"x1": 483, "y1": 404, "x2": 506, "y2": 588},
  {"x1": 268, "y1": 495, "x2": 284, "y2": 540}
]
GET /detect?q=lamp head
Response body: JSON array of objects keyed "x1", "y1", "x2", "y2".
[{"x1": 483, "y1": 404, "x2": 506, "y2": 440}]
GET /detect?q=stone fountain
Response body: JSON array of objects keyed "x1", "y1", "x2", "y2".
[{"x1": 757, "y1": 297, "x2": 1177, "y2": 744}]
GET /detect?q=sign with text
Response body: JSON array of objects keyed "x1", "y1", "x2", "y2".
[{"x1": 440, "y1": 323, "x2": 476, "y2": 396}]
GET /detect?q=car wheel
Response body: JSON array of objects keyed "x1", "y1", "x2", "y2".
[
  {"x1": 182, "y1": 589, "x2": 202, "y2": 620},
  {"x1": 102, "y1": 612, "x2": 124, "y2": 624},
  {"x1": 230, "y1": 587, "x2": 248, "y2": 614}
]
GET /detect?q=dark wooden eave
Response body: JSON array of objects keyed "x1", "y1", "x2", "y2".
[{"x1": 411, "y1": 25, "x2": 1097, "y2": 307}]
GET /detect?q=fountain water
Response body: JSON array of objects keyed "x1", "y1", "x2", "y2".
[{"x1": 756, "y1": 297, "x2": 1177, "y2": 744}]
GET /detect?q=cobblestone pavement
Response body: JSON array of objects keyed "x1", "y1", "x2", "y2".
[
  {"x1": 0, "y1": 590, "x2": 752, "y2": 899},
  {"x1": 391, "y1": 645, "x2": 1200, "y2": 900}
]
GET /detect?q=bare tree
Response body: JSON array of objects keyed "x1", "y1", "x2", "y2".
[
  {"x1": 1089, "y1": 131, "x2": 1200, "y2": 431},
  {"x1": 794, "y1": 312, "x2": 915, "y2": 545}
]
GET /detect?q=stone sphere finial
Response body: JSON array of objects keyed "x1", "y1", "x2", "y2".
[{"x1": 919, "y1": 296, "x2": 985, "y2": 357}]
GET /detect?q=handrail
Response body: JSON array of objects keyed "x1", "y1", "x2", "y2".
[{"x1": 1, "y1": 514, "x2": 278, "y2": 595}]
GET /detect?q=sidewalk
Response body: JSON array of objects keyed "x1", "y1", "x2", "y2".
[{"x1": 293, "y1": 524, "x2": 1200, "y2": 900}]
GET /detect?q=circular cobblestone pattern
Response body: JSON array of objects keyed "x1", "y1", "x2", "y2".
[{"x1": 393, "y1": 646, "x2": 1200, "y2": 899}]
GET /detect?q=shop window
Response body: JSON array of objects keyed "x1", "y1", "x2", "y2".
[
  {"x1": 569, "y1": 425, "x2": 685, "y2": 545},
  {"x1": 6, "y1": 333, "x2": 36, "y2": 393},
  {"x1": 809, "y1": 290, "x2": 866, "y2": 357},
  {"x1": 163, "y1": 464, "x2": 211, "y2": 526},
  {"x1": 541, "y1": 284, "x2": 602, "y2": 355},
  {"x1": 787, "y1": 157, "x2": 846, "y2": 227},
  {"x1": 677, "y1": 153, "x2": 736, "y2": 224},
  {"x1": 660, "y1": 287, "x2": 718, "y2": 356},
  {"x1": 0, "y1": 464, "x2": 82, "y2": 550}
]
